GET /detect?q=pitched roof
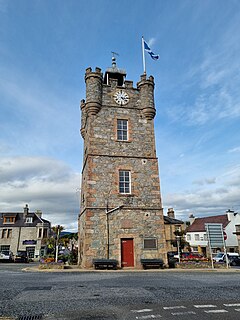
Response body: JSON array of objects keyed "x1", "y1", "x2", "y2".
[
  {"x1": 0, "y1": 212, "x2": 50, "y2": 228},
  {"x1": 164, "y1": 215, "x2": 184, "y2": 225},
  {"x1": 186, "y1": 214, "x2": 229, "y2": 232}
]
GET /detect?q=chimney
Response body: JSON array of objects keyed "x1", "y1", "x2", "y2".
[
  {"x1": 189, "y1": 213, "x2": 195, "y2": 225},
  {"x1": 24, "y1": 204, "x2": 29, "y2": 214},
  {"x1": 36, "y1": 210, "x2": 42, "y2": 218},
  {"x1": 167, "y1": 208, "x2": 175, "y2": 219}
]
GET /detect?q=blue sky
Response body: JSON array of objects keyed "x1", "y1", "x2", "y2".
[{"x1": 1, "y1": 0, "x2": 240, "y2": 231}]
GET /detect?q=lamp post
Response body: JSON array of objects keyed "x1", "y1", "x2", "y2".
[
  {"x1": 55, "y1": 225, "x2": 60, "y2": 263},
  {"x1": 106, "y1": 205, "x2": 124, "y2": 259}
]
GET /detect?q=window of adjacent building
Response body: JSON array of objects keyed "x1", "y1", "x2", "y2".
[
  {"x1": 25, "y1": 217, "x2": 33, "y2": 223},
  {"x1": 7, "y1": 229, "x2": 12, "y2": 238},
  {"x1": 187, "y1": 234, "x2": 191, "y2": 241},
  {"x1": 0, "y1": 245, "x2": 10, "y2": 251},
  {"x1": 117, "y1": 119, "x2": 128, "y2": 141},
  {"x1": 175, "y1": 225, "x2": 181, "y2": 232},
  {"x1": 143, "y1": 238, "x2": 157, "y2": 249},
  {"x1": 3, "y1": 216, "x2": 15, "y2": 224},
  {"x1": 43, "y1": 228, "x2": 48, "y2": 238},
  {"x1": 195, "y1": 234, "x2": 200, "y2": 241},
  {"x1": 38, "y1": 228, "x2": 42, "y2": 238},
  {"x1": 204, "y1": 234, "x2": 207, "y2": 241},
  {"x1": 119, "y1": 170, "x2": 131, "y2": 194},
  {"x1": 2, "y1": 229, "x2": 13, "y2": 238},
  {"x1": 2, "y1": 229, "x2": 7, "y2": 238}
]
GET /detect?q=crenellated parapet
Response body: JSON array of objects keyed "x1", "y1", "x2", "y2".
[
  {"x1": 137, "y1": 74, "x2": 156, "y2": 120},
  {"x1": 85, "y1": 67, "x2": 103, "y2": 116}
]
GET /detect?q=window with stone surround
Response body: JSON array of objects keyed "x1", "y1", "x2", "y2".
[
  {"x1": 143, "y1": 238, "x2": 157, "y2": 249},
  {"x1": 119, "y1": 170, "x2": 131, "y2": 194},
  {"x1": 117, "y1": 119, "x2": 128, "y2": 141}
]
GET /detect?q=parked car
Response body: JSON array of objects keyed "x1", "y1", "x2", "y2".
[
  {"x1": 14, "y1": 251, "x2": 29, "y2": 263},
  {"x1": 229, "y1": 256, "x2": 240, "y2": 266},
  {"x1": 213, "y1": 252, "x2": 239, "y2": 262},
  {"x1": 0, "y1": 251, "x2": 14, "y2": 262}
]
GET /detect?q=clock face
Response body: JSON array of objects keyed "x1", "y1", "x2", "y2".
[{"x1": 114, "y1": 90, "x2": 129, "y2": 105}]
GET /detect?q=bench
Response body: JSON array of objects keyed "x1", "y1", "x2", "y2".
[
  {"x1": 92, "y1": 259, "x2": 118, "y2": 270},
  {"x1": 141, "y1": 259, "x2": 164, "y2": 269}
]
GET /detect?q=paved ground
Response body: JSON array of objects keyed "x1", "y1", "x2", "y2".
[{"x1": 0, "y1": 263, "x2": 240, "y2": 319}]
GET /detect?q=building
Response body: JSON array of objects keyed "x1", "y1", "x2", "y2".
[
  {"x1": 164, "y1": 208, "x2": 185, "y2": 253},
  {"x1": 0, "y1": 204, "x2": 51, "y2": 260},
  {"x1": 78, "y1": 57, "x2": 167, "y2": 268},
  {"x1": 186, "y1": 211, "x2": 240, "y2": 255}
]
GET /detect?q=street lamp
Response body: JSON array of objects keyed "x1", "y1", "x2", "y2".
[{"x1": 106, "y1": 205, "x2": 124, "y2": 259}]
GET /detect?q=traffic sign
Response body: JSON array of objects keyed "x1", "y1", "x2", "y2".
[{"x1": 223, "y1": 231, "x2": 227, "y2": 241}]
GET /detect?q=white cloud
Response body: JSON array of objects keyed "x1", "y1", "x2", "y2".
[
  {"x1": 163, "y1": 165, "x2": 240, "y2": 219},
  {"x1": 228, "y1": 146, "x2": 240, "y2": 153}
]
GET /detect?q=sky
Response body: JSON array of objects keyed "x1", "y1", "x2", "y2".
[{"x1": 0, "y1": 0, "x2": 240, "y2": 231}]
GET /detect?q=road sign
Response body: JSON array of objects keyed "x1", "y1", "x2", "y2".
[
  {"x1": 223, "y1": 231, "x2": 227, "y2": 241},
  {"x1": 205, "y1": 223, "x2": 224, "y2": 247}
]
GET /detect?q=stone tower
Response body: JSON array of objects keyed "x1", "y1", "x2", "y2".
[{"x1": 78, "y1": 57, "x2": 166, "y2": 268}]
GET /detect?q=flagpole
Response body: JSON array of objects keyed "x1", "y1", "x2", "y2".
[{"x1": 142, "y1": 36, "x2": 146, "y2": 74}]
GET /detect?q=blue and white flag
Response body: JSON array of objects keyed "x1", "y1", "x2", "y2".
[{"x1": 143, "y1": 39, "x2": 159, "y2": 60}]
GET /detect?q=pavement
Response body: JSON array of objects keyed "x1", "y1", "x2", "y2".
[{"x1": 22, "y1": 264, "x2": 240, "y2": 272}]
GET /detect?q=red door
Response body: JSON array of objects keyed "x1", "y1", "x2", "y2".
[{"x1": 121, "y1": 238, "x2": 134, "y2": 267}]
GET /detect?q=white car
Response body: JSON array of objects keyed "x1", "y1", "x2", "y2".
[
  {"x1": 213, "y1": 252, "x2": 239, "y2": 262},
  {"x1": 0, "y1": 251, "x2": 14, "y2": 262}
]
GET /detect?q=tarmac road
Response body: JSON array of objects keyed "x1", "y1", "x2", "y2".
[{"x1": 0, "y1": 263, "x2": 240, "y2": 319}]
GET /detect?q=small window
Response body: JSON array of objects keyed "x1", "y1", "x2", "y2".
[
  {"x1": 195, "y1": 234, "x2": 200, "y2": 241},
  {"x1": 26, "y1": 217, "x2": 33, "y2": 223},
  {"x1": 117, "y1": 119, "x2": 128, "y2": 141},
  {"x1": 3, "y1": 216, "x2": 15, "y2": 224},
  {"x1": 38, "y1": 228, "x2": 42, "y2": 238},
  {"x1": 144, "y1": 238, "x2": 157, "y2": 249},
  {"x1": 175, "y1": 225, "x2": 181, "y2": 232},
  {"x1": 7, "y1": 229, "x2": 12, "y2": 238},
  {"x1": 43, "y1": 228, "x2": 48, "y2": 238},
  {"x1": 2, "y1": 229, "x2": 7, "y2": 238},
  {"x1": 187, "y1": 234, "x2": 191, "y2": 241},
  {"x1": 119, "y1": 170, "x2": 131, "y2": 194},
  {"x1": 0, "y1": 245, "x2": 10, "y2": 251}
]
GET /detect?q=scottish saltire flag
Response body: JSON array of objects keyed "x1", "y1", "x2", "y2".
[{"x1": 143, "y1": 39, "x2": 159, "y2": 60}]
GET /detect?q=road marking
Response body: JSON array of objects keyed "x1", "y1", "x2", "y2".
[
  {"x1": 136, "y1": 315, "x2": 162, "y2": 319},
  {"x1": 223, "y1": 303, "x2": 240, "y2": 307},
  {"x1": 163, "y1": 306, "x2": 186, "y2": 310},
  {"x1": 194, "y1": 304, "x2": 217, "y2": 308},
  {"x1": 171, "y1": 311, "x2": 196, "y2": 316},
  {"x1": 235, "y1": 309, "x2": 240, "y2": 312},
  {"x1": 204, "y1": 310, "x2": 228, "y2": 313},
  {"x1": 131, "y1": 309, "x2": 153, "y2": 313}
]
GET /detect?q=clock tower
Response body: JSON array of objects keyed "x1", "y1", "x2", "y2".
[{"x1": 78, "y1": 57, "x2": 167, "y2": 268}]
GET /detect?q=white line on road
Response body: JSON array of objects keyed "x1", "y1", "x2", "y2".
[
  {"x1": 223, "y1": 303, "x2": 240, "y2": 307},
  {"x1": 194, "y1": 304, "x2": 217, "y2": 308},
  {"x1": 163, "y1": 306, "x2": 186, "y2": 310},
  {"x1": 171, "y1": 311, "x2": 196, "y2": 316},
  {"x1": 136, "y1": 315, "x2": 162, "y2": 319},
  {"x1": 204, "y1": 310, "x2": 228, "y2": 313},
  {"x1": 235, "y1": 309, "x2": 240, "y2": 312},
  {"x1": 131, "y1": 309, "x2": 153, "y2": 313}
]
